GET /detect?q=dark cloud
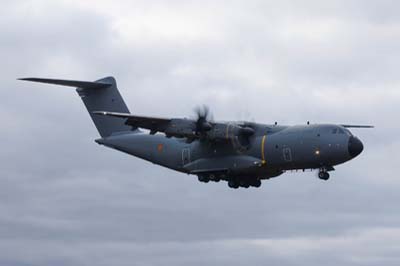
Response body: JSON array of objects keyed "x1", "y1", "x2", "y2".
[{"x1": 1, "y1": 0, "x2": 399, "y2": 265}]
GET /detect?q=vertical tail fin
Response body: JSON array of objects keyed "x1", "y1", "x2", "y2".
[
  {"x1": 19, "y1": 76, "x2": 134, "y2": 137},
  {"x1": 76, "y1": 76, "x2": 133, "y2": 137}
]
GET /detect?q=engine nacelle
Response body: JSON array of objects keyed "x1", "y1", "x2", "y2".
[{"x1": 207, "y1": 123, "x2": 255, "y2": 145}]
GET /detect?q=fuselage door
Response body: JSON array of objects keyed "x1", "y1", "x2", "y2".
[
  {"x1": 182, "y1": 148, "x2": 191, "y2": 166},
  {"x1": 283, "y1": 147, "x2": 292, "y2": 162}
]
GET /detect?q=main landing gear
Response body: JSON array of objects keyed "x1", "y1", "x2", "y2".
[
  {"x1": 198, "y1": 174, "x2": 262, "y2": 189},
  {"x1": 198, "y1": 175, "x2": 210, "y2": 183},
  {"x1": 228, "y1": 179, "x2": 261, "y2": 189},
  {"x1": 198, "y1": 174, "x2": 221, "y2": 183},
  {"x1": 228, "y1": 180, "x2": 239, "y2": 189},
  {"x1": 318, "y1": 168, "x2": 330, "y2": 180}
]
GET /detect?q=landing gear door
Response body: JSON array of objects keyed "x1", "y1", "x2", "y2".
[{"x1": 182, "y1": 148, "x2": 191, "y2": 166}]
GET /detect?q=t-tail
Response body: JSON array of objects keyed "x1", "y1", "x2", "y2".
[{"x1": 19, "y1": 76, "x2": 135, "y2": 137}]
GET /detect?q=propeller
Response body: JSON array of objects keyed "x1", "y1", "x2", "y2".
[{"x1": 194, "y1": 105, "x2": 213, "y2": 135}]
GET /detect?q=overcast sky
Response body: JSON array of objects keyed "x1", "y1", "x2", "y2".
[{"x1": 1, "y1": 0, "x2": 400, "y2": 265}]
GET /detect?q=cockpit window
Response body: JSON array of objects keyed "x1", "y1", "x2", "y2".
[
  {"x1": 338, "y1": 128, "x2": 345, "y2": 134},
  {"x1": 332, "y1": 129, "x2": 338, "y2": 134}
]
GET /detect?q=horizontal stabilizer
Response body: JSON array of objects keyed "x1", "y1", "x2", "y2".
[
  {"x1": 19, "y1": 78, "x2": 111, "y2": 89},
  {"x1": 341, "y1": 125, "x2": 374, "y2": 128}
]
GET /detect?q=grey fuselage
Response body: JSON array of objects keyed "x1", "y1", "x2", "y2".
[{"x1": 97, "y1": 123, "x2": 363, "y2": 180}]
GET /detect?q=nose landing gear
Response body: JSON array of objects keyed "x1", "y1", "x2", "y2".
[{"x1": 318, "y1": 168, "x2": 330, "y2": 180}]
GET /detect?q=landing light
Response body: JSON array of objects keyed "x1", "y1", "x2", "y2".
[{"x1": 315, "y1": 150, "x2": 320, "y2": 155}]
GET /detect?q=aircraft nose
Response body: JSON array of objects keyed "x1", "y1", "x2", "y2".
[{"x1": 348, "y1": 136, "x2": 364, "y2": 158}]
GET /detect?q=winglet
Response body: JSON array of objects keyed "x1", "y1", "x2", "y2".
[{"x1": 18, "y1": 78, "x2": 111, "y2": 89}]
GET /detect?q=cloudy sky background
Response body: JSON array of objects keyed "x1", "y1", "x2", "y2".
[{"x1": 1, "y1": 0, "x2": 400, "y2": 265}]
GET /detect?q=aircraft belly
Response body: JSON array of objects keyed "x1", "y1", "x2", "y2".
[{"x1": 184, "y1": 155, "x2": 262, "y2": 175}]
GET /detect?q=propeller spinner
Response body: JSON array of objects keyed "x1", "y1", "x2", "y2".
[{"x1": 194, "y1": 105, "x2": 213, "y2": 135}]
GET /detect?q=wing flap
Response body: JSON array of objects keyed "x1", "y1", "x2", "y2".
[{"x1": 93, "y1": 111, "x2": 172, "y2": 132}]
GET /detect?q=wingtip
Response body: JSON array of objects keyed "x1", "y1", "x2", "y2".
[
  {"x1": 341, "y1": 124, "x2": 375, "y2": 129},
  {"x1": 18, "y1": 78, "x2": 45, "y2": 82}
]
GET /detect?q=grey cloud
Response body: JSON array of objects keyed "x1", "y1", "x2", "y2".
[{"x1": 1, "y1": 0, "x2": 400, "y2": 266}]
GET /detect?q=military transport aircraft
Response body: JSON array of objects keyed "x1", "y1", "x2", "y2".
[{"x1": 20, "y1": 76, "x2": 373, "y2": 189}]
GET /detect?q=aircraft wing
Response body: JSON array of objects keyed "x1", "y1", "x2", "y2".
[
  {"x1": 93, "y1": 111, "x2": 173, "y2": 132},
  {"x1": 340, "y1": 125, "x2": 374, "y2": 128},
  {"x1": 94, "y1": 111, "x2": 255, "y2": 142},
  {"x1": 93, "y1": 111, "x2": 198, "y2": 138}
]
